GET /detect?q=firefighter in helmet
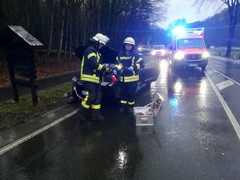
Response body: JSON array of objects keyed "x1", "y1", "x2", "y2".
[
  {"x1": 79, "y1": 33, "x2": 110, "y2": 122},
  {"x1": 113, "y1": 37, "x2": 145, "y2": 114}
]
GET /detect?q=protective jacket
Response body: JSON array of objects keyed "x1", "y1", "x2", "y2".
[
  {"x1": 80, "y1": 45, "x2": 107, "y2": 84},
  {"x1": 116, "y1": 51, "x2": 144, "y2": 83}
]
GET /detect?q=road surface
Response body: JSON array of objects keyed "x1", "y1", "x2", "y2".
[{"x1": 1, "y1": 55, "x2": 240, "y2": 180}]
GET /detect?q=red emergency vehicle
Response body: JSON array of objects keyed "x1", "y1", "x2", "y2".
[{"x1": 167, "y1": 26, "x2": 209, "y2": 71}]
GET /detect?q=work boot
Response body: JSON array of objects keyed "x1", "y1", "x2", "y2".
[
  {"x1": 118, "y1": 104, "x2": 127, "y2": 114},
  {"x1": 91, "y1": 110, "x2": 105, "y2": 121},
  {"x1": 78, "y1": 106, "x2": 87, "y2": 122},
  {"x1": 128, "y1": 106, "x2": 134, "y2": 114},
  {"x1": 118, "y1": 107, "x2": 125, "y2": 114}
]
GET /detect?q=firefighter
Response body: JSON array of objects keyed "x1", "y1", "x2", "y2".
[
  {"x1": 78, "y1": 33, "x2": 110, "y2": 122},
  {"x1": 113, "y1": 37, "x2": 144, "y2": 114}
]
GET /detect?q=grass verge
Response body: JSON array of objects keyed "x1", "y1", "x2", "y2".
[
  {"x1": 0, "y1": 82, "x2": 72, "y2": 130},
  {"x1": 208, "y1": 48, "x2": 240, "y2": 59}
]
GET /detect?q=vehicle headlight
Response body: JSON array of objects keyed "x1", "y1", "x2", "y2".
[
  {"x1": 138, "y1": 47, "x2": 142, "y2": 52},
  {"x1": 174, "y1": 51, "x2": 184, "y2": 60},
  {"x1": 161, "y1": 50, "x2": 166, "y2": 55},
  {"x1": 151, "y1": 50, "x2": 156, "y2": 56},
  {"x1": 202, "y1": 51, "x2": 209, "y2": 58}
]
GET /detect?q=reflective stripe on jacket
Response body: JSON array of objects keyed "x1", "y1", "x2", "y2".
[
  {"x1": 80, "y1": 46, "x2": 104, "y2": 84},
  {"x1": 116, "y1": 51, "x2": 144, "y2": 83}
]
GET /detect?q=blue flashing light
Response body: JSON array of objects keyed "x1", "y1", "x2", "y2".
[
  {"x1": 172, "y1": 26, "x2": 186, "y2": 37},
  {"x1": 169, "y1": 97, "x2": 179, "y2": 108}
]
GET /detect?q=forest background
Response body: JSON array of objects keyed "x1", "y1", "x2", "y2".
[{"x1": 0, "y1": 0, "x2": 239, "y2": 87}]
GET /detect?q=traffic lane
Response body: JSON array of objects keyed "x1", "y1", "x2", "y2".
[
  {"x1": 206, "y1": 68, "x2": 240, "y2": 126},
  {"x1": 1, "y1": 61, "x2": 240, "y2": 179},
  {"x1": 134, "y1": 67, "x2": 240, "y2": 179},
  {"x1": 208, "y1": 56, "x2": 240, "y2": 82},
  {"x1": 0, "y1": 106, "x2": 143, "y2": 179},
  {"x1": 0, "y1": 58, "x2": 158, "y2": 179}
]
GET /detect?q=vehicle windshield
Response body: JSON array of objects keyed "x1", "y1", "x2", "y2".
[
  {"x1": 177, "y1": 38, "x2": 205, "y2": 49},
  {"x1": 154, "y1": 45, "x2": 165, "y2": 50}
]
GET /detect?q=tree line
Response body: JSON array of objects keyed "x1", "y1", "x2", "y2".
[
  {"x1": 0, "y1": 0, "x2": 166, "y2": 60},
  {"x1": 192, "y1": 0, "x2": 240, "y2": 57},
  {"x1": 189, "y1": 8, "x2": 240, "y2": 49}
]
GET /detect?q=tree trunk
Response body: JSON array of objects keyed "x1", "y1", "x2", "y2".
[
  {"x1": 64, "y1": 6, "x2": 70, "y2": 60},
  {"x1": 69, "y1": 9, "x2": 72, "y2": 58},
  {"x1": 47, "y1": 0, "x2": 56, "y2": 56},
  {"x1": 225, "y1": 3, "x2": 238, "y2": 57},
  {"x1": 57, "y1": 4, "x2": 66, "y2": 60},
  {"x1": 225, "y1": 24, "x2": 235, "y2": 57}
]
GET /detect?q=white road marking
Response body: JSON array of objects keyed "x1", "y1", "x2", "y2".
[
  {"x1": 216, "y1": 80, "x2": 234, "y2": 91},
  {"x1": 214, "y1": 69, "x2": 240, "y2": 86},
  {"x1": 0, "y1": 109, "x2": 78, "y2": 156},
  {"x1": 205, "y1": 72, "x2": 240, "y2": 140},
  {"x1": 209, "y1": 67, "x2": 240, "y2": 86},
  {"x1": 207, "y1": 69, "x2": 214, "y2": 75}
]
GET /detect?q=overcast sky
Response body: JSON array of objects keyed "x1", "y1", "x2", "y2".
[{"x1": 161, "y1": 0, "x2": 225, "y2": 29}]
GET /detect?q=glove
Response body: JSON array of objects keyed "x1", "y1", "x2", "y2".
[
  {"x1": 127, "y1": 66, "x2": 134, "y2": 71},
  {"x1": 112, "y1": 69, "x2": 117, "y2": 75}
]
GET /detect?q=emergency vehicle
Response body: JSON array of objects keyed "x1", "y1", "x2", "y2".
[{"x1": 167, "y1": 26, "x2": 209, "y2": 71}]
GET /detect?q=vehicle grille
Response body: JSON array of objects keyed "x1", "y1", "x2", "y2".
[{"x1": 185, "y1": 54, "x2": 202, "y2": 60}]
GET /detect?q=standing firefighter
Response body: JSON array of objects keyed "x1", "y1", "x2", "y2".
[
  {"x1": 79, "y1": 33, "x2": 110, "y2": 122},
  {"x1": 114, "y1": 37, "x2": 144, "y2": 114}
]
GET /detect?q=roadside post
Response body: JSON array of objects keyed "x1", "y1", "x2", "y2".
[{"x1": 0, "y1": 25, "x2": 44, "y2": 105}]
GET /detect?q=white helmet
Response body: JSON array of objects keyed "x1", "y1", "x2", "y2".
[
  {"x1": 123, "y1": 37, "x2": 135, "y2": 46},
  {"x1": 92, "y1": 33, "x2": 109, "y2": 45}
]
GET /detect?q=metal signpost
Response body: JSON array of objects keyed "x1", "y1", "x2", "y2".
[{"x1": 0, "y1": 25, "x2": 44, "y2": 105}]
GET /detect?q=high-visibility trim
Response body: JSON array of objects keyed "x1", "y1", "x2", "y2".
[
  {"x1": 131, "y1": 57, "x2": 135, "y2": 66},
  {"x1": 96, "y1": 53, "x2": 100, "y2": 63},
  {"x1": 128, "y1": 101, "x2": 135, "y2": 105},
  {"x1": 87, "y1": 53, "x2": 96, "y2": 59},
  {"x1": 92, "y1": 104, "x2": 101, "y2": 109},
  {"x1": 121, "y1": 100, "x2": 127, "y2": 104},
  {"x1": 81, "y1": 56, "x2": 85, "y2": 76},
  {"x1": 136, "y1": 64, "x2": 140, "y2": 69},
  {"x1": 81, "y1": 91, "x2": 90, "y2": 109},
  {"x1": 82, "y1": 101, "x2": 90, "y2": 109},
  {"x1": 116, "y1": 56, "x2": 120, "y2": 63},
  {"x1": 81, "y1": 74, "x2": 100, "y2": 83},
  {"x1": 97, "y1": 64, "x2": 103, "y2": 71},
  {"x1": 136, "y1": 57, "x2": 143, "y2": 63},
  {"x1": 120, "y1": 56, "x2": 132, "y2": 60},
  {"x1": 120, "y1": 75, "x2": 139, "y2": 82}
]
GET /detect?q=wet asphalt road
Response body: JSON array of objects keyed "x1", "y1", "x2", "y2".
[{"x1": 1, "y1": 56, "x2": 240, "y2": 179}]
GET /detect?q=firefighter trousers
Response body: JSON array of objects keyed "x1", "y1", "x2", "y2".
[
  {"x1": 120, "y1": 81, "x2": 137, "y2": 106},
  {"x1": 81, "y1": 82, "x2": 102, "y2": 110}
]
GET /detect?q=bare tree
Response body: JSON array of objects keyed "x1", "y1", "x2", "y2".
[
  {"x1": 0, "y1": 0, "x2": 167, "y2": 62},
  {"x1": 47, "y1": 0, "x2": 56, "y2": 56},
  {"x1": 194, "y1": 0, "x2": 240, "y2": 57},
  {"x1": 57, "y1": 0, "x2": 66, "y2": 60}
]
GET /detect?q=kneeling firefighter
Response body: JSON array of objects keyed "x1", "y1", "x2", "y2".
[
  {"x1": 113, "y1": 37, "x2": 145, "y2": 114},
  {"x1": 78, "y1": 33, "x2": 110, "y2": 122}
]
